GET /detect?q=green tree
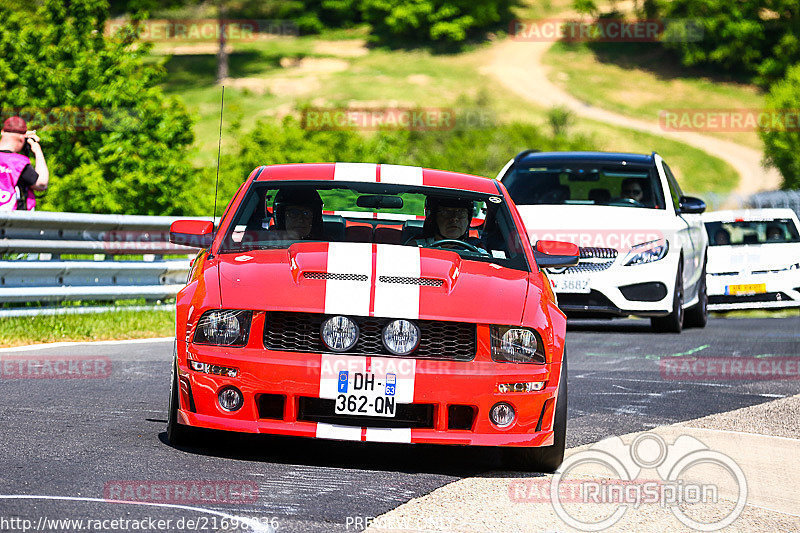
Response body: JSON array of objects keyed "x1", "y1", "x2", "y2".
[
  {"x1": 0, "y1": 0, "x2": 197, "y2": 215},
  {"x1": 360, "y1": 0, "x2": 517, "y2": 46},
  {"x1": 760, "y1": 63, "x2": 800, "y2": 189},
  {"x1": 657, "y1": 0, "x2": 800, "y2": 86}
]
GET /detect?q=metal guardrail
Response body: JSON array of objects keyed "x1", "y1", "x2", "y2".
[
  {"x1": 0, "y1": 211, "x2": 213, "y2": 313},
  {"x1": 748, "y1": 190, "x2": 800, "y2": 219}
]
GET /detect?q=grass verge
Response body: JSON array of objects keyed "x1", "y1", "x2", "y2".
[
  {"x1": 543, "y1": 42, "x2": 766, "y2": 150},
  {"x1": 0, "y1": 309, "x2": 174, "y2": 348}
]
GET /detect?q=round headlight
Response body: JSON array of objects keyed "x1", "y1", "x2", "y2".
[
  {"x1": 321, "y1": 315, "x2": 359, "y2": 352},
  {"x1": 500, "y1": 328, "x2": 537, "y2": 362},
  {"x1": 382, "y1": 319, "x2": 420, "y2": 356},
  {"x1": 202, "y1": 311, "x2": 241, "y2": 345}
]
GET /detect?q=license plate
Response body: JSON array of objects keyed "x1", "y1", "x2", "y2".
[
  {"x1": 334, "y1": 371, "x2": 397, "y2": 417},
  {"x1": 726, "y1": 283, "x2": 766, "y2": 295},
  {"x1": 551, "y1": 277, "x2": 591, "y2": 293}
]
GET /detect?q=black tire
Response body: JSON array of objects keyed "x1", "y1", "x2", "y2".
[
  {"x1": 651, "y1": 263, "x2": 684, "y2": 333},
  {"x1": 685, "y1": 259, "x2": 708, "y2": 328},
  {"x1": 167, "y1": 357, "x2": 194, "y2": 447},
  {"x1": 505, "y1": 354, "x2": 567, "y2": 473}
]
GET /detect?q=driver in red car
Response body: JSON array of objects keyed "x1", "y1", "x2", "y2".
[
  {"x1": 271, "y1": 188, "x2": 325, "y2": 240},
  {"x1": 414, "y1": 197, "x2": 485, "y2": 252}
]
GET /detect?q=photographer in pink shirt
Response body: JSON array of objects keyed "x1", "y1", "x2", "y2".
[{"x1": 0, "y1": 116, "x2": 49, "y2": 211}]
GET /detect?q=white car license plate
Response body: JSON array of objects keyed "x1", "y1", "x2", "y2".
[
  {"x1": 335, "y1": 371, "x2": 397, "y2": 417},
  {"x1": 551, "y1": 277, "x2": 591, "y2": 293}
]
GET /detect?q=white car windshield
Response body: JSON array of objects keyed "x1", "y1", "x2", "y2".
[
  {"x1": 705, "y1": 218, "x2": 800, "y2": 246},
  {"x1": 503, "y1": 163, "x2": 667, "y2": 209}
]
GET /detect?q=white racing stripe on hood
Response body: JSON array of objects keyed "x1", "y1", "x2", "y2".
[
  {"x1": 374, "y1": 245, "x2": 421, "y2": 319},
  {"x1": 334, "y1": 162, "x2": 377, "y2": 182},
  {"x1": 324, "y1": 242, "x2": 373, "y2": 316},
  {"x1": 380, "y1": 164, "x2": 423, "y2": 186}
]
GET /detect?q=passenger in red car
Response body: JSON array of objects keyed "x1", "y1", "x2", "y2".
[{"x1": 271, "y1": 189, "x2": 324, "y2": 240}]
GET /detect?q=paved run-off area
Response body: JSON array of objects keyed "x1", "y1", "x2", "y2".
[{"x1": 0, "y1": 316, "x2": 798, "y2": 532}]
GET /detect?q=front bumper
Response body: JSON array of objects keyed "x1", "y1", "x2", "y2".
[
  {"x1": 707, "y1": 271, "x2": 800, "y2": 311},
  {"x1": 549, "y1": 253, "x2": 678, "y2": 317},
  {"x1": 175, "y1": 342, "x2": 561, "y2": 448}
]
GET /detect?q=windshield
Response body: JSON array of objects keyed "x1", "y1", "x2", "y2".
[
  {"x1": 219, "y1": 181, "x2": 530, "y2": 271},
  {"x1": 503, "y1": 163, "x2": 666, "y2": 209},
  {"x1": 705, "y1": 218, "x2": 800, "y2": 246}
]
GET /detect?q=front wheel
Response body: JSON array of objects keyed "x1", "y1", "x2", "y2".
[
  {"x1": 167, "y1": 357, "x2": 194, "y2": 446},
  {"x1": 685, "y1": 260, "x2": 708, "y2": 328},
  {"x1": 651, "y1": 263, "x2": 684, "y2": 333},
  {"x1": 504, "y1": 354, "x2": 567, "y2": 473}
]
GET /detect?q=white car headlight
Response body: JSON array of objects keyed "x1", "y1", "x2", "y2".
[
  {"x1": 320, "y1": 315, "x2": 359, "y2": 352},
  {"x1": 624, "y1": 239, "x2": 669, "y2": 266}
]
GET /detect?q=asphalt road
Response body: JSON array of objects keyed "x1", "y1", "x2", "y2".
[{"x1": 0, "y1": 317, "x2": 798, "y2": 533}]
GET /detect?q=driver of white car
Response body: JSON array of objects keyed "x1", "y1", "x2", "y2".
[{"x1": 620, "y1": 177, "x2": 646, "y2": 204}]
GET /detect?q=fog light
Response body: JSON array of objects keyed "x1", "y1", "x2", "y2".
[
  {"x1": 320, "y1": 315, "x2": 359, "y2": 352},
  {"x1": 497, "y1": 381, "x2": 546, "y2": 393},
  {"x1": 218, "y1": 386, "x2": 243, "y2": 412},
  {"x1": 382, "y1": 319, "x2": 420, "y2": 355},
  {"x1": 490, "y1": 402, "x2": 515, "y2": 427}
]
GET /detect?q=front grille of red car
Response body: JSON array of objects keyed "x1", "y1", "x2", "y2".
[
  {"x1": 263, "y1": 312, "x2": 477, "y2": 361},
  {"x1": 297, "y1": 397, "x2": 435, "y2": 428}
]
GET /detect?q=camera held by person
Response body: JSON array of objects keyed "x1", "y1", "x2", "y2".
[{"x1": 0, "y1": 116, "x2": 49, "y2": 211}]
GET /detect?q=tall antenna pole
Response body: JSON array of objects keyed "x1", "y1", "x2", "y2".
[
  {"x1": 213, "y1": 85, "x2": 225, "y2": 225},
  {"x1": 214, "y1": 86, "x2": 225, "y2": 308}
]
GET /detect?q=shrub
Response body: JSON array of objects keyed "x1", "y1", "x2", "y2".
[
  {"x1": 0, "y1": 0, "x2": 196, "y2": 215},
  {"x1": 760, "y1": 64, "x2": 800, "y2": 189}
]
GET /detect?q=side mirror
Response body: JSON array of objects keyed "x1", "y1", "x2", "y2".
[
  {"x1": 533, "y1": 240, "x2": 580, "y2": 268},
  {"x1": 170, "y1": 220, "x2": 214, "y2": 248},
  {"x1": 679, "y1": 196, "x2": 706, "y2": 214}
]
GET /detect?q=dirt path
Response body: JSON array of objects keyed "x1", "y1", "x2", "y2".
[{"x1": 480, "y1": 37, "x2": 782, "y2": 198}]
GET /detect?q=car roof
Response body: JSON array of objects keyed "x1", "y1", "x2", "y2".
[
  {"x1": 253, "y1": 163, "x2": 500, "y2": 195},
  {"x1": 702, "y1": 208, "x2": 800, "y2": 223},
  {"x1": 516, "y1": 151, "x2": 655, "y2": 166}
]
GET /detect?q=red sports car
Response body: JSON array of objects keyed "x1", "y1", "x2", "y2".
[{"x1": 167, "y1": 163, "x2": 578, "y2": 471}]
